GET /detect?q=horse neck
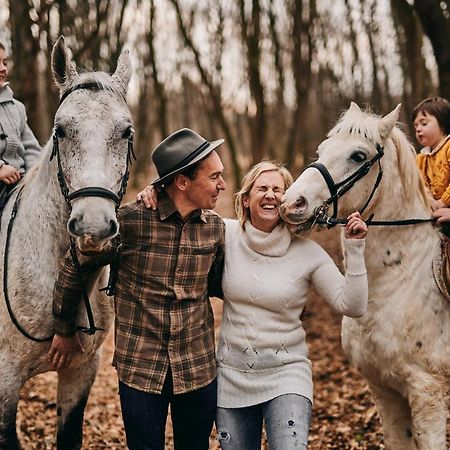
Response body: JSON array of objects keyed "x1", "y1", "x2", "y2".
[
  {"x1": 16, "y1": 145, "x2": 69, "y2": 257},
  {"x1": 356, "y1": 176, "x2": 437, "y2": 283}
]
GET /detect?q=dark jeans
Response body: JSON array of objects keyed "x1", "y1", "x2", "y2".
[{"x1": 118, "y1": 371, "x2": 217, "y2": 450}]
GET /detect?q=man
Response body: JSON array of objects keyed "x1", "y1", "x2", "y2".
[{"x1": 48, "y1": 128, "x2": 226, "y2": 450}]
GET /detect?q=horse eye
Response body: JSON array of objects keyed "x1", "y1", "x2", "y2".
[
  {"x1": 54, "y1": 125, "x2": 66, "y2": 139},
  {"x1": 122, "y1": 126, "x2": 133, "y2": 139},
  {"x1": 350, "y1": 151, "x2": 366, "y2": 163}
]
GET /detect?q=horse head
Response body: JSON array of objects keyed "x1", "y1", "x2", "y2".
[
  {"x1": 50, "y1": 36, "x2": 133, "y2": 253},
  {"x1": 279, "y1": 102, "x2": 428, "y2": 235}
]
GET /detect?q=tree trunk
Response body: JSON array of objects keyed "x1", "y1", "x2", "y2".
[{"x1": 413, "y1": 0, "x2": 450, "y2": 98}]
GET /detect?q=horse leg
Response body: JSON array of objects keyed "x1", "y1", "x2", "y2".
[
  {"x1": 369, "y1": 382, "x2": 417, "y2": 450},
  {"x1": 56, "y1": 353, "x2": 100, "y2": 450},
  {"x1": 408, "y1": 379, "x2": 447, "y2": 450},
  {"x1": 0, "y1": 365, "x2": 21, "y2": 449}
]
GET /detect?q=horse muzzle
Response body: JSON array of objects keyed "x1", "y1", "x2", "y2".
[
  {"x1": 279, "y1": 197, "x2": 310, "y2": 224},
  {"x1": 76, "y1": 234, "x2": 109, "y2": 254}
]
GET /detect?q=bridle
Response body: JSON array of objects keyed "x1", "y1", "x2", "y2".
[
  {"x1": 3, "y1": 81, "x2": 135, "y2": 342},
  {"x1": 51, "y1": 81, "x2": 135, "y2": 208},
  {"x1": 306, "y1": 143, "x2": 433, "y2": 228}
]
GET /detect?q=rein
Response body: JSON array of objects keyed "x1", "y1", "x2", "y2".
[
  {"x1": 3, "y1": 82, "x2": 135, "y2": 341},
  {"x1": 307, "y1": 143, "x2": 433, "y2": 228}
]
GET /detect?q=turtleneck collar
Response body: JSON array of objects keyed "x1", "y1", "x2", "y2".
[{"x1": 242, "y1": 220, "x2": 292, "y2": 256}]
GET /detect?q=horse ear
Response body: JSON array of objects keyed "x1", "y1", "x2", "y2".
[
  {"x1": 348, "y1": 102, "x2": 361, "y2": 113},
  {"x1": 112, "y1": 49, "x2": 132, "y2": 96},
  {"x1": 380, "y1": 103, "x2": 401, "y2": 140},
  {"x1": 51, "y1": 36, "x2": 78, "y2": 89}
]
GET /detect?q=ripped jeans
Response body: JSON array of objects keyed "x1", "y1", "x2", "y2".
[{"x1": 216, "y1": 394, "x2": 311, "y2": 449}]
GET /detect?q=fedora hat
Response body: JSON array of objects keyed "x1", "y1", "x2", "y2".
[{"x1": 151, "y1": 128, "x2": 224, "y2": 186}]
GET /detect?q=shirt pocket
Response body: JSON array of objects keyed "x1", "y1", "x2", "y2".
[
  {"x1": 191, "y1": 243, "x2": 217, "y2": 255},
  {"x1": 186, "y1": 243, "x2": 217, "y2": 291}
]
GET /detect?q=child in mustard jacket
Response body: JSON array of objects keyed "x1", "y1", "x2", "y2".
[{"x1": 414, "y1": 97, "x2": 450, "y2": 211}]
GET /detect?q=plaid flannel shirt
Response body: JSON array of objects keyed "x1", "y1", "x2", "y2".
[{"x1": 53, "y1": 190, "x2": 225, "y2": 394}]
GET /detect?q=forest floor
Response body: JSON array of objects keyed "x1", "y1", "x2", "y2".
[{"x1": 17, "y1": 227, "x2": 394, "y2": 449}]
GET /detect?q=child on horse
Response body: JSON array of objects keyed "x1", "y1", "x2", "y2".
[
  {"x1": 0, "y1": 42, "x2": 42, "y2": 214},
  {"x1": 414, "y1": 96, "x2": 450, "y2": 212}
]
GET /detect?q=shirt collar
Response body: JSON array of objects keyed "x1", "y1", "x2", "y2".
[{"x1": 157, "y1": 189, "x2": 207, "y2": 223}]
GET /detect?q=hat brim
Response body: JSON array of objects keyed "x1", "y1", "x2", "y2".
[{"x1": 151, "y1": 138, "x2": 225, "y2": 187}]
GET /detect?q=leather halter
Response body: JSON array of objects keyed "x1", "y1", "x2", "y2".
[
  {"x1": 306, "y1": 143, "x2": 432, "y2": 228},
  {"x1": 50, "y1": 81, "x2": 135, "y2": 208}
]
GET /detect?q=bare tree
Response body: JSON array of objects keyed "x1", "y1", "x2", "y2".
[
  {"x1": 285, "y1": 0, "x2": 316, "y2": 169},
  {"x1": 239, "y1": 0, "x2": 266, "y2": 164},
  {"x1": 169, "y1": 0, "x2": 241, "y2": 188},
  {"x1": 412, "y1": 0, "x2": 450, "y2": 98}
]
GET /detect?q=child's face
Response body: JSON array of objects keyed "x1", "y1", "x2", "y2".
[
  {"x1": 413, "y1": 111, "x2": 446, "y2": 150},
  {"x1": 0, "y1": 48, "x2": 8, "y2": 88}
]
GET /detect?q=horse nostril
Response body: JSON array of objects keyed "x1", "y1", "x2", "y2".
[
  {"x1": 295, "y1": 196, "x2": 307, "y2": 209},
  {"x1": 67, "y1": 217, "x2": 80, "y2": 236},
  {"x1": 108, "y1": 219, "x2": 118, "y2": 237}
]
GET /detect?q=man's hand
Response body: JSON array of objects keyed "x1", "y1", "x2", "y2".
[
  {"x1": 0, "y1": 165, "x2": 21, "y2": 184},
  {"x1": 48, "y1": 334, "x2": 85, "y2": 372},
  {"x1": 136, "y1": 185, "x2": 157, "y2": 210}
]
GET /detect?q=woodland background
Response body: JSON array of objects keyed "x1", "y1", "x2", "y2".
[
  {"x1": 0, "y1": 0, "x2": 449, "y2": 188},
  {"x1": 1, "y1": 0, "x2": 450, "y2": 448}
]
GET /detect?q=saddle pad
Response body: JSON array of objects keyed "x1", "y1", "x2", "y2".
[{"x1": 432, "y1": 238, "x2": 450, "y2": 303}]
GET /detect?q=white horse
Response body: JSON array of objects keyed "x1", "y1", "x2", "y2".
[
  {"x1": 0, "y1": 37, "x2": 133, "y2": 449},
  {"x1": 280, "y1": 102, "x2": 450, "y2": 450}
]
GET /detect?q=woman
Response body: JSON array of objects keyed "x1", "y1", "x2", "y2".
[
  {"x1": 0, "y1": 42, "x2": 41, "y2": 212},
  {"x1": 138, "y1": 160, "x2": 368, "y2": 449}
]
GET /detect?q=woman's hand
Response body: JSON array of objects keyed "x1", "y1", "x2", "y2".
[
  {"x1": 136, "y1": 185, "x2": 158, "y2": 210},
  {"x1": 344, "y1": 212, "x2": 367, "y2": 240},
  {"x1": 0, "y1": 164, "x2": 21, "y2": 184}
]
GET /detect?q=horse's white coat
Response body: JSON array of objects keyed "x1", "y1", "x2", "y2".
[
  {"x1": 0, "y1": 37, "x2": 133, "y2": 449},
  {"x1": 281, "y1": 103, "x2": 449, "y2": 450}
]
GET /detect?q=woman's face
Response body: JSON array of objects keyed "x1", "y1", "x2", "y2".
[
  {"x1": 0, "y1": 48, "x2": 8, "y2": 87},
  {"x1": 243, "y1": 170, "x2": 285, "y2": 233},
  {"x1": 413, "y1": 111, "x2": 446, "y2": 150}
]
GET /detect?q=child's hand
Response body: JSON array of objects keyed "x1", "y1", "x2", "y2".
[
  {"x1": 344, "y1": 212, "x2": 368, "y2": 240},
  {"x1": 136, "y1": 185, "x2": 158, "y2": 210},
  {"x1": 431, "y1": 198, "x2": 447, "y2": 211},
  {"x1": 0, "y1": 164, "x2": 21, "y2": 184}
]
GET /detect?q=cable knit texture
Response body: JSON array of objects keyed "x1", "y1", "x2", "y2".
[
  {"x1": 416, "y1": 135, "x2": 450, "y2": 204},
  {"x1": 217, "y1": 218, "x2": 368, "y2": 408},
  {"x1": 0, "y1": 84, "x2": 41, "y2": 171}
]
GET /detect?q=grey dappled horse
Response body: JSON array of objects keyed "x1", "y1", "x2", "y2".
[{"x1": 0, "y1": 36, "x2": 133, "y2": 449}]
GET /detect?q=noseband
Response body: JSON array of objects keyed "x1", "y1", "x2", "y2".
[{"x1": 50, "y1": 81, "x2": 136, "y2": 208}]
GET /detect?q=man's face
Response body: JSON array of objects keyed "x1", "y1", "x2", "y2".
[{"x1": 184, "y1": 151, "x2": 226, "y2": 210}]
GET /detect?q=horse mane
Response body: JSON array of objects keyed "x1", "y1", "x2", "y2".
[{"x1": 329, "y1": 106, "x2": 430, "y2": 210}]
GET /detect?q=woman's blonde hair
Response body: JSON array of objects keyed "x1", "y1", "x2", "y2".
[{"x1": 235, "y1": 160, "x2": 293, "y2": 228}]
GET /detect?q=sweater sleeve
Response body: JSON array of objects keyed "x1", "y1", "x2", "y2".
[
  {"x1": 17, "y1": 102, "x2": 42, "y2": 169},
  {"x1": 311, "y1": 239, "x2": 368, "y2": 317},
  {"x1": 439, "y1": 144, "x2": 450, "y2": 205}
]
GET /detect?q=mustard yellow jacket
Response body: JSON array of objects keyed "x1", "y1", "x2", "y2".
[{"x1": 416, "y1": 135, "x2": 450, "y2": 205}]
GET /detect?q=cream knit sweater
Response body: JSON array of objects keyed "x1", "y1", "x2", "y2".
[{"x1": 217, "y1": 218, "x2": 368, "y2": 408}]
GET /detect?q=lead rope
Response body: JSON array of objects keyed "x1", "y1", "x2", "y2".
[{"x1": 3, "y1": 187, "x2": 53, "y2": 341}]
